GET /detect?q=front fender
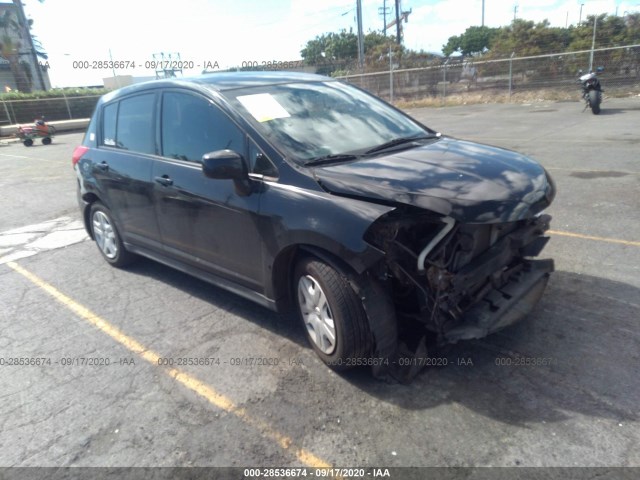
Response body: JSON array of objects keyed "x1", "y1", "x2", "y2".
[{"x1": 260, "y1": 181, "x2": 394, "y2": 275}]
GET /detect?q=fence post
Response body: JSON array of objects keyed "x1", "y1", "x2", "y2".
[
  {"x1": 443, "y1": 58, "x2": 450, "y2": 101},
  {"x1": 509, "y1": 52, "x2": 515, "y2": 102},
  {"x1": 8, "y1": 101, "x2": 16, "y2": 125},
  {"x1": 2, "y1": 100, "x2": 12, "y2": 125},
  {"x1": 389, "y1": 44, "x2": 394, "y2": 103},
  {"x1": 62, "y1": 91, "x2": 73, "y2": 119}
]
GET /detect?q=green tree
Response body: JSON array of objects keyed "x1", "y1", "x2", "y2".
[
  {"x1": 0, "y1": 9, "x2": 32, "y2": 92},
  {"x1": 301, "y1": 29, "x2": 357, "y2": 65},
  {"x1": 442, "y1": 26, "x2": 498, "y2": 56},
  {"x1": 491, "y1": 18, "x2": 566, "y2": 58},
  {"x1": 301, "y1": 29, "x2": 390, "y2": 74}
]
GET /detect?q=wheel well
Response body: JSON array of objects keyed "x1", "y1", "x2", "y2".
[
  {"x1": 82, "y1": 192, "x2": 101, "y2": 239},
  {"x1": 271, "y1": 244, "x2": 358, "y2": 313}
]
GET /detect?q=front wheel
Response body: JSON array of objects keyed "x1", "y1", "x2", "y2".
[
  {"x1": 294, "y1": 258, "x2": 372, "y2": 370},
  {"x1": 589, "y1": 90, "x2": 601, "y2": 114},
  {"x1": 90, "y1": 202, "x2": 136, "y2": 267}
]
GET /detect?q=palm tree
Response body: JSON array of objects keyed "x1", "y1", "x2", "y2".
[
  {"x1": 0, "y1": 8, "x2": 32, "y2": 92},
  {"x1": 0, "y1": 0, "x2": 48, "y2": 92}
]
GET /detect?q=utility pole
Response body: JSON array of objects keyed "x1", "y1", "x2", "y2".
[
  {"x1": 383, "y1": 1, "x2": 411, "y2": 45},
  {"x1": 356, "y1": 0, "x2": 364, "y2": 70},
  {"x1": 514, "y1": 5, "x2": 518, "y2": 22},
  {"x1": 579, "y1": 3, "x2": 584, "y2": 25},
  {"x1": 378, "y1": 0, "x2": 390, "y2": 34},
  {"x1": 395, "y1": 0, "x2": 401, "y2": 44},
  {"x1": 589, "y1": 16, "x2": 597, "y2": 72},
  {"x1": 482, "y1": 0, "x2": 485, "y2": 26}
]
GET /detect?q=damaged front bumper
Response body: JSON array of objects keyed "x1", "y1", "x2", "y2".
[
  {"x1": 423, "y1": 213, "x2": 554, "y2": 343},
  {"x1": 363, "y1": 211, "x2": 554, "y2": 381},
  {"x1": 442, "y1": 258, "x2": 553, "y2": 343}
]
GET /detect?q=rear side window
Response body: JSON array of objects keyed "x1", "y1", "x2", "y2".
[
  {"x1": 102, "y1": 103, "x2": 117, "y2": 146},
  {"x1": 100, "y1": 94, "x2": 155, "y2": 154},
  {"x1": 161, "y1": 91, "x2": 244, "y2": 162}
]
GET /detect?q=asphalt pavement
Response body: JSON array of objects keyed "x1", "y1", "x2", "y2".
[{"x1": 0, "y1": 97, "x2": 638, "y2": 472}]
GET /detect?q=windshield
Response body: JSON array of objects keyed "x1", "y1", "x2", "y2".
[{"x1": 225, "y1": 81, "x2": 430, "y2": 163}]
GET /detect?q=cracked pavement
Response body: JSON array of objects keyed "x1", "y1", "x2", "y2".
[{"x1": 0, "y1": 216, "x2": 88, "y2": 264}]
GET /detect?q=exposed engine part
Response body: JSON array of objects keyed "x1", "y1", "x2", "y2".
[
  {"x1": 364, "y1": 209, "x2": 553, "y2": 381},
  {"x1": 417, "y1": 216, "x2": 455, "y2": 272}
]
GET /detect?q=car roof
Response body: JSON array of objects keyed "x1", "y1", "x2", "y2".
[{"x1": 100, "y1": 71, "x2": 336, "y2": 102}]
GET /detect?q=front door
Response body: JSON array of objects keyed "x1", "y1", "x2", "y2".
[{"x1": 152, "y1": 90, "x2": 264, "y2": 290}]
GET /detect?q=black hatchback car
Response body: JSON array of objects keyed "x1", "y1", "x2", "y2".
[{"x1": 73, "y1": 72, "x2": 555, "y2": 378}]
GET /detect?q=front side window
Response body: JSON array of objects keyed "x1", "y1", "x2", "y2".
[
  {"x1": 161, "y1": 92, "x2": 244, "y2": 162},
  {"x1": 100, "y1": 94, "x2": 155, "y2": 154}
]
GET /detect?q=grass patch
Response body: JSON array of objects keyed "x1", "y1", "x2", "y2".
[{"x1": 394, "y1": 85, "x2": 640, "y2": 109}]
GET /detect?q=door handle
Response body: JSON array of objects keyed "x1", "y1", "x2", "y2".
[
  {"x1": 154, "y1": 175, "x2": 173, "y2": 187},
  {"x1": 97, "y1": 162, "x2": 109, "y2": 171}
]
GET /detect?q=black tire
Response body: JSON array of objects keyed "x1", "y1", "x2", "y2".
[
  {"x1": 23, "y1": 139, "x2": 33, "y2": 147},
  {"x1": 294, "y1": 258, "x2": 372, "y2": 370},
  {"x1": 589, "y1": 90, "x2": 601, "y2": 114},
  {"x1": 89, "y1": 202, "x2": 136, "y2": 267},
  {"x1": 42, "y1": 137, "x2": 52, "y2": 145}
]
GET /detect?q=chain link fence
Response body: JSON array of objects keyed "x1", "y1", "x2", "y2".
[
  {"x1": 338, "y1": 45, "x2": 640, "y2": 103},
  {"x1": 1, "y1": 45, "x2": 639, "y2": 126},
  {"x1": 0, "y1": 94, "x2": 101, "y2": 126}
]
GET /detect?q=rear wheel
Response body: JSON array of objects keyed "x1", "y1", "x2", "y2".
[
  {"x1": 589, "y1": 90, "x2": 601, "y2": 114},
  {"x1": 90, "y1": 202, "x2": 136, "y2": 267},
  {"x1": 294, "y1": 258, "x2": 372, "y2": 370},
  {"x1": 42, "y1": 137, "x2": 52, "y2": 145}
]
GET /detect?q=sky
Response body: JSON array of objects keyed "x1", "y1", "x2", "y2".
[{"x1": 19, "y1": 0, "x2": 640, "y2": 88}]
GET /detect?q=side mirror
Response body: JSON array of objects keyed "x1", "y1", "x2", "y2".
[
  {"x1": 596, "y1": 66, "x2": 604, "y2": 73},
  {"x1": 202, "y1": 150, "x2": 247, "y2": 180}
]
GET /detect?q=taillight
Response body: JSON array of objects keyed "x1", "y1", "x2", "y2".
[{"x1": 72, "y1": 146, "x2": 89, "y2": 166}]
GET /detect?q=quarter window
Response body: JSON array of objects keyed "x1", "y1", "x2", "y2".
[
  {"x1": 161, "y1": 92, "x2": 244, "y2": 162},
  {"x1": 102, "y1": 103, "x2": 117, "y2": 147},
  {"x1": 248, "y1": 140, "x2": 278, "y2": 177},
  {"x1": 100, "y1": 94, "x2": 155, "y2": 154}
]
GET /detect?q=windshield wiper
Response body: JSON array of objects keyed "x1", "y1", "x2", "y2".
[
  {"x1": 304, "y1": 153, "x2": 361, "y2": 167},
  {"x1": 364, "y1": 134, "x2": 440, "y2": 155}
]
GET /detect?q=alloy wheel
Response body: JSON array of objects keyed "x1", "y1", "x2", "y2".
[
  {"x1": 92, "y1": 210, "x2": 118, "y2": 259},
  {"x1": 297, "y1": 275, "x2": 337, "y2": 355}
]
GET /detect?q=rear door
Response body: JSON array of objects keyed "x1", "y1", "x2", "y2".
[
  {"x1": 152, "y1": 89, "x2": 265, "y2": 290},
  {"x1": 91, "y1": 93, "x2": 161, "y2": 250}
]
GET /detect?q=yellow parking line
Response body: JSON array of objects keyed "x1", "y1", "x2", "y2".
[
  {"x1": 549, "y1": 230, "x2": 640, "y2": 247},
  {"x1": 6, "y1": 261, "x2": 332, "y2": 469}
]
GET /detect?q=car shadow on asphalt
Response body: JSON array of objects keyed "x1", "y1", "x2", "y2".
[
  {"x1": 126, "y1": 259, "x2": 639, "y2": 427},
  {"x1": 123, "y1": 256, "x2": 309, "y2": 348},
  {"x1": 339, "y1": 270, "x2": 640, "y2": 426}
]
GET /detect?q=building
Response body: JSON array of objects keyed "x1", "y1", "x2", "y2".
[
  {"x1": 0, "y1": 1, "x2": 51, "y2": 92},
  {"x1": 102, "y1": 75, "x2": 157, "y2": 90}
]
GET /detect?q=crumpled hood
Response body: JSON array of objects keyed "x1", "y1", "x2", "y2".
[{"x1": 311, "y1": 137, "x2": 555, "y2": 223}]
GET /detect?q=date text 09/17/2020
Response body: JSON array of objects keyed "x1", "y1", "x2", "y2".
[{"x1": 68, "y1": 59, "x2": 310, "y2": 71}]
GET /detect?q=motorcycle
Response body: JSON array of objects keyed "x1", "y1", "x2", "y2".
[{"x1": 578, "y1": 67, "x2": 604, "y2": 115}]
